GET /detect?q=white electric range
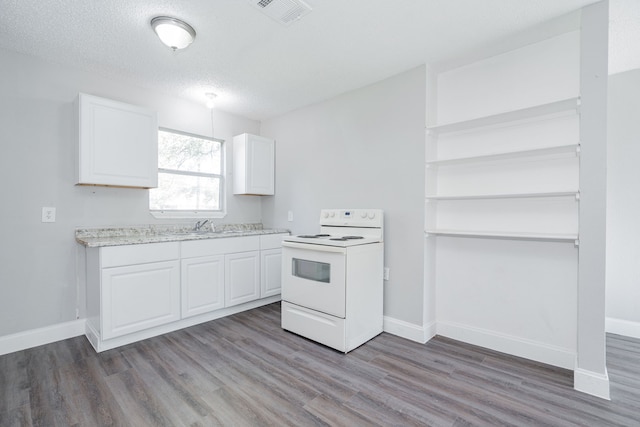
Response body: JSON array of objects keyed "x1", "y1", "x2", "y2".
[{"x1": 281, "y1": 209, "x2": 384, "y2": 352}]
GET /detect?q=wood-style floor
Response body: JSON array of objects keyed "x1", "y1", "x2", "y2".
[{"x1": 1, "y1": 303, "x2": 639, "y2": 426}]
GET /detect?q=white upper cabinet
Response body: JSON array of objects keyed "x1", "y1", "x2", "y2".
[
  {"x1": 76, "y1": 93, "x2": 158, "y2": 188},
  {"x1": 233, "y1": 133, "x2": 275, "y2": 195}
]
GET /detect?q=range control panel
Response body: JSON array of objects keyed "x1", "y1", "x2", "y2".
[{"x1": 319, "y1": 209, "x2": 383, "y2": 227}]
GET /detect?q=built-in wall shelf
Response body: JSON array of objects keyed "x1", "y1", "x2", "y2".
[
  {"x1": 424, "y1": 229, "x2": 579, "y2": 243},
  {"x1": 426, "y1": 97, "x2": 580, "y2": 135},
  {"x1": 426, "y1": 144, "x2": 580, "y2": 166},
  {"x1": 425, "y1": 191, "x2": 579, "y2": 201}
]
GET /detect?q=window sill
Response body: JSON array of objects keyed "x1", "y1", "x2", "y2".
[{"x1": 150, "y1": 210, "x2": 227, "y2": 220}]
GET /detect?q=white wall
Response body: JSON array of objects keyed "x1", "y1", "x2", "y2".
[
  {"x1": 0, "y1": 48, "x2": 262, "y2": 337},
  {"x1": 260, "y1": 66, "x2": 426, "y2": 326},
  {"x1": 606, "y1": 68, "x2": 640, "y2": 338}
]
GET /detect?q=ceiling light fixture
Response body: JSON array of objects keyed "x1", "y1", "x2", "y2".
[
  {"x1": 151, "y1": 16, "x2": 196, "y2": 51},
  {"x1": 205, "y1": 92, "x2": 217, "y2": 109}
]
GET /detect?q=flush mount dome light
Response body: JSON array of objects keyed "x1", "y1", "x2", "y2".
[{"x1": 151, "y1": 16, "x2": 196, "y2": 51}]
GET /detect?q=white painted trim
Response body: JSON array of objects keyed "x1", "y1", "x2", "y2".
[
  {"x1": 87, "y1": 296, "x2": 281, "y2": 352},
  {"x1": 383, "y1": 316, "x2": 435, "y2": 344},
  {"x1": 0, "y1": 297, "x2": 282, "y2": 355},
  {"x1": 0, "y1": 319, "x2": 86, "y2": 356},
  {"x1": 436, "y1": 320, "x2": 576, "y2": 369},
  {"x1": 574, "y1": 366, "x2": 611, "y2": 400},
  {"x1": 605, "y1": 317, "x2": 640, "y2": 339}
]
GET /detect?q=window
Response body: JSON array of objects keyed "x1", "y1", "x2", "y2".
[{"x1": 150, "y1": 129, "x2": 224, "y2": 217}]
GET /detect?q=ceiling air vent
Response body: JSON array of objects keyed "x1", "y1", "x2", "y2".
[{"x1": 249, "y1": 0, "x2": 312, "y2": 26}]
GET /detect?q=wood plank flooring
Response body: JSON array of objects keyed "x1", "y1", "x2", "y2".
[{"x1": 1, "y1": 302, "x2": 639, "y2": 426}]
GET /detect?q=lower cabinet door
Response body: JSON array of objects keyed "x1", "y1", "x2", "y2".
[
  {"x1": 225, "y1": 251, "x2": 260, "y2": 307},
  {"x1": 101, "y1": 260, "x2": 180, "y2": 339},
  {"x1": 181, "y1": 255, "x2": 225, "y2": 318},
  {"x1": 261, "y1": 249, "x2": 282, "y2": 298}
]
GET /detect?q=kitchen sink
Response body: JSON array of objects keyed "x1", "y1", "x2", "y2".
[{"x1": 161, "y1": 230, "x2": 241, "y2": 238}]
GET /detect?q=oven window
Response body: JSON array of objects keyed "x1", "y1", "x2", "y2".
[{"x1": 292, "y1": 258, "x2": 330, "y2": 283}]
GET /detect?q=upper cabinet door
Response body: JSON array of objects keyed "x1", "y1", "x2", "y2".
[
  {"x1": 77, "y1": 93, "x2": 158, "y2": 188},
  {"x1": 233, "y1": 133, "x2": 275, "y2": 195}
]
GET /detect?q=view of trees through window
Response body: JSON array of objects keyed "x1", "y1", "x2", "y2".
[{"x1": 150, "y1": 129, "x2": 223, "y2": 213}]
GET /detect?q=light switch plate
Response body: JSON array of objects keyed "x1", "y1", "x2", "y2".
[{"x1": 42, "y1": 207, "x2": 56, "y2": 223}]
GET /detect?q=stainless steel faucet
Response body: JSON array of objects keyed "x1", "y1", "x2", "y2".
[{"x1": 194, "y1": 219, "x2": 209, "y2": 232}]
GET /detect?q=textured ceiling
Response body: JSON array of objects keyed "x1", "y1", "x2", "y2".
[
  {"x1": 0, "y1": 0, "x2": 633, "y2": 121},
  {"x1": 609, "y1": 0, "x2": 640, "y2": 75}
]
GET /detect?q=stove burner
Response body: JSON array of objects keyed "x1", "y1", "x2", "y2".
[
  {"x1": 326, "y1": 235, "x2": 365, "y2": 241},
  {"x1": 297, "y1": 234, "x2": 332, "y2": 238}
]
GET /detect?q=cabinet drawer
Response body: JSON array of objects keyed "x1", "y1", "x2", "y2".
[
  {"x1": 101, "y1": 242, "x2": 179, "y2": 268},
  {"x1": 282, "y1": 302, "x2": 346, "y2": 352},
  {"x1": 260, "y1": 233, "x2": 287, "y2": 250},
  {"x1": 181, "y1": 236, "x2": 259, "y2": 258}
]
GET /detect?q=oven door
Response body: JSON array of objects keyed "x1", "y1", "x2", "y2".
[{"x1": 281, "y1": 241, "x2": 346, "y2": 318}]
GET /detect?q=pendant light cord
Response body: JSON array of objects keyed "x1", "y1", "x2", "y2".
[{"x1": 211, "y1": 108, "x2": 215, "y2": 139}]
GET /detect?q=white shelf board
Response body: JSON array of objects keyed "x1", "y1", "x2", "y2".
[
  {"x1": 426, "y1": 97, "x2": 580, "y2": 134},
  {"x1": 426, "y1": 144, "x2": 580, "y2": 166},
  {"x1": 424, "y1": 229, "x2": 578, "y2": 242},
  {"x1": 425, "y1": 191, "x2": 579, "y2": 201}
]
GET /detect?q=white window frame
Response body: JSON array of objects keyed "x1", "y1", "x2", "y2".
[{"x1": 150, "y1": 128, "x2": 226, "y2": 219}]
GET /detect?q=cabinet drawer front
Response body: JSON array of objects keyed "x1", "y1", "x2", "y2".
[
  {"x1": 101, "y1": 242, "x2": 179, "y2": 268},
  {"x1": 181, "y1": 236, "x2": 259, "y2": 258},
  {"x1": 281, "y1": 302, "x2": 346, "y2": 352},
  {"x1": 260, "y1": 233, "x2": 287, "y2": 250}
]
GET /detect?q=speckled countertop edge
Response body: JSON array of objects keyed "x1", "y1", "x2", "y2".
[{"x1": 76, "y1": 223, "x2": 290, "y2": 247}]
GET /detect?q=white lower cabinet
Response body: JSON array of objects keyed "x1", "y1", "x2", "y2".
[
  {"x1": 84, "y1": 233, "x2": 288, "y2": 352},
  {"x1": 260, "y1": 234, "x2": 284, "y2": 298},
  {"x1": 86, "y1": 242, "x2": 181, "y2": 343},
  {"x1": 261, "y1": 249, "x2": 282, "y2": 298},
  {"x1": 181, "y1": 255, "x2": 225, "y2": 318},
  {"x1": 225, "y1": 251, "x2": 260, "y2": 307},
  {"x1": 102, "y1": 260, "x2": 180, "y2": 339}
]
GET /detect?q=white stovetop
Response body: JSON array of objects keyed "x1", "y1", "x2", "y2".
[{"x1": 283, "y1": 233, "x2": 382, "y2": 248}]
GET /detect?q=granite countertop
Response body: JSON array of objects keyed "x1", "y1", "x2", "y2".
[{"x1": 76, "y1": 223, "x2": 290, "y2": 248}]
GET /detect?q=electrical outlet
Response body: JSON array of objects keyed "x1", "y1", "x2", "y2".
[
  {"x1": 287, "y1": 210, "x2": 294, "y2": 222},
  {"x1": 383, "y1": 267, "x2": 390, "y2": 281},
  {"x1": 42, "y1": 207, "x2": 56, "y2": 223}
]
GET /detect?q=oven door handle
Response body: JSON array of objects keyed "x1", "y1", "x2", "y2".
[{"x1": 281, "y1": 241, "x2": 347, "y2": 254}]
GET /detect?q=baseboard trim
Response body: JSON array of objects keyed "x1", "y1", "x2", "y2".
[
  {"x1": 87, "y1": 296, "x2": 281, "y2": 352},
  {"x1": 0, "y1": 297, "x2": 283, "y2": 355},
  {"x1": 436, "y1": 320, "x2": 576, "y2": 370},
  {"x1": 0, "y1": 319, "x2": 86, "y2": 356},
  {"x1": 383, "y1": 316, "x2": 435, "y2": 343},
  {"x1": 574, "y1": 367, "x2": 611, "y2": 400},
  {"x1": 605, "y1": 317, "x2": 640, "y2": 339}
]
